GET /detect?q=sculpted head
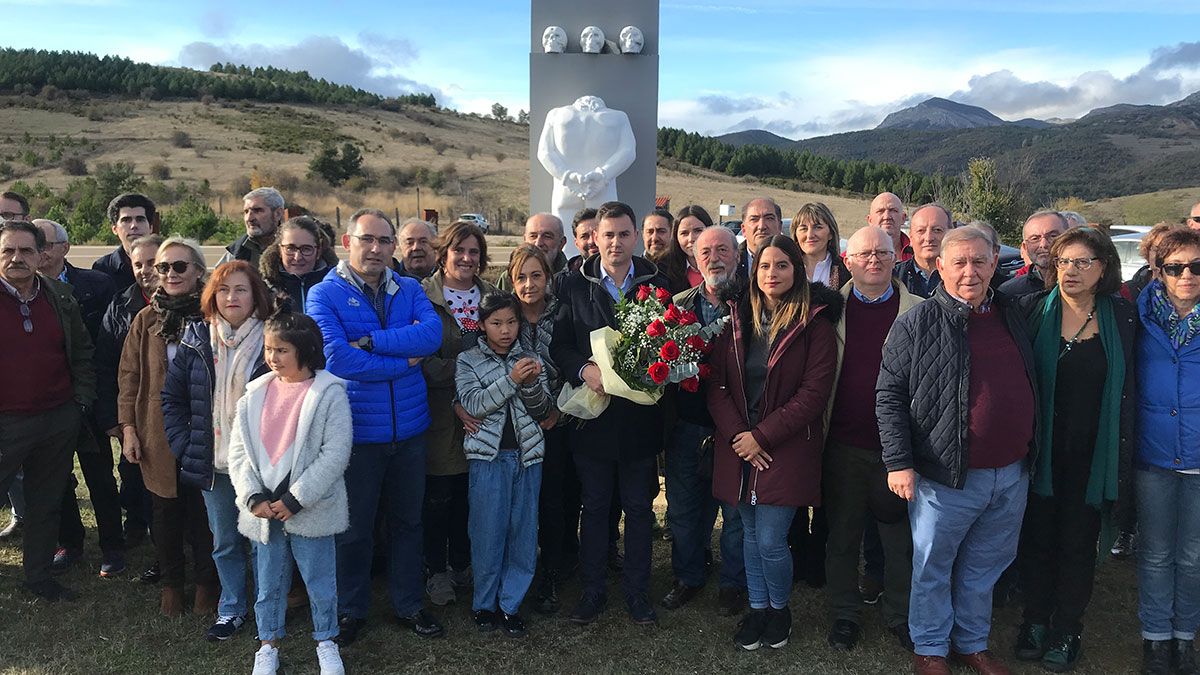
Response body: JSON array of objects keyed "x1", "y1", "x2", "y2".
[
  {"x1": 542, "y1": 26, "x2": 567, "y2": 53},
  {"x1": 619, "y1": 26, "x2": 644, "y2": 54},
  {"x1": 581, "y1": 26, "x2": 605, "y2": 54}
]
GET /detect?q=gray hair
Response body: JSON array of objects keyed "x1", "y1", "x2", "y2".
[
  {"x1": 399, "y1": 217, "x2": 437, "y2": 239},
  {"x1": 242, "y1": 187, "x2": 285, "y2": 210},
  {"x1": 32, "y1": 218, "x2": 69, "y2": 244},
  {"x1": 129, "y1": 233, "x2": 165, "y2": 255},
  {"x1": 527, "y1": 212, "x2": 565, "y2": 237},
  {"x1": 158, "y1": 235, "x2": 208, "y2": 274},
  {"x1": 347, "y1": 208, "x2": 395, "y2": 236},
  {"x1": 697, "y1": 223, "x2": 738, "y2": 249},
  {"x1": 1023, "y1": 209, "x2": 1068, "y2": 233},
  {"x1": 941, "y1": 222, "x2": 997, "y2": 255},
  {"x1": 1060, "y1": 211, "x2": 1087, "y2": 228}
]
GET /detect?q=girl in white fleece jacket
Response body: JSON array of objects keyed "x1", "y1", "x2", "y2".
[{"x1": 226, "y1": 313, "x2": 352, "y2": 675}]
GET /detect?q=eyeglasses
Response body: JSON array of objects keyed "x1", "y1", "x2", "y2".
[
  {"x1": 847, "y1": 250, "x2": 896, "y2": 262},
  {"x1": 282, "y1": 244, "x2": 317, "y2": 256},
  {"x1": 1160, "y1": 262, "x2": 1200, "y2": 277},
  {"x1": 1189, "y1": 216, "x2": 1200, "y2": 224},
  {"x1": 19, "y1": 301, "x2": 32, "y2": 334},
  {"x1": 1024, "y1": 232, "x2": 1062, "y2": 246},
  {"x1": 154, "y1": 261, "x2": 192, "y2": 275},
  {"x1": 0, "y1": 211, "x2": 27, "y2": 220},
  {"x1": 348, "y1": 234, "x2": 395, "y2": 247},
  {"x1": 1053, "y1": 256, "x2": 1099, "y2": 271}
]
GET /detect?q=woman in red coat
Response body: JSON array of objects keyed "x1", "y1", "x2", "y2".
[{"x1": 707, "y1": 235, "x2": 841, "y2": 651}]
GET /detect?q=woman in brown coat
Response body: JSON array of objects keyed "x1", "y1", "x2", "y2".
[
  {"x1": 707, "y1": 235, "x2": 840, "y2": 652},
  {"x1": 118, "y1": 236, "x2": 217, "y2": 618}
]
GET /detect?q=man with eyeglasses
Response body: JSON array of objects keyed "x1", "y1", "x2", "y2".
[
  {"x1": 1187, "y1": 200, "x2": 1200, "y2": 231},
  {"x1": 999, "y1": 210, "x2": 1068, "y2": 297},
  {"x1": 307, "y1": 208, "x2": 445, "y2": 644},
  {"x1": 217, "y1": 187, "x2": 285, "y2": 267},
  {"x1": 32, "y1": 219, "x2": 125, "y2": 576},
  {"x1": 0, "y1": 191, "x2": 30, "y2": 222},
  {"x1": 824, "y1": 226, "x2": 923, "y2": 653},
  {"x1": 92, "y1": 193, "x2": 158, "y2": 292},
  {"x1": 396, "y1": 218, "x2": 438, "y2": 281},
  {"x1": 0, "y1": 220, "x2": 96, "y2": 602},
  {"x1": 894, "y1": 205, "x2": 952, "y2": 299}
]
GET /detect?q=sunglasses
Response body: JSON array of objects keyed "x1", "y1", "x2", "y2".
[
  {"x1": 154, "y1": 261, "x2": 192, "y2": 275},
  {"x1": 1160, "y1": 262, "x2": 1200, "y2": 277},
  {"x1": 19, "y1": 301, "x2": 32, "y2": 334}
]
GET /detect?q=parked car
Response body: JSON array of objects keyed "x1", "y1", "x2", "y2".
[
  {"x1": 1112, "y1": 232, "x2": 1147, "y2": 282},
  {"x1": 458, "y1": 213, "x2": 490, "y2": 233},
  {"x1": 1108, "y1": 224, "x2": 1154, "y2": 237}
]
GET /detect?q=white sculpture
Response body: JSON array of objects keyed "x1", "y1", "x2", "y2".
[
  {"x1": 619, "y1": 26, "x2": 644, "y2": 54},
  {"x1": 542, "y1": 26, "x2": 567, "y2": 54},
  {"x1": 580, "y1": 26, "x2": 605, "y2": 54},
  {"x1": 537, "y1": 96, "x2": 636, "y2": 237}
]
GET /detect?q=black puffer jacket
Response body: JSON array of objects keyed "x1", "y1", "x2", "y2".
[
  {"x1": 876, "y1": 286, "x2": 1039, "y2": 489},
  {"x1": 161, "y1": 320, "x2": 268, "y2": 490},
  {"x1": 91, "y1": 246, "x2": 134, "y2": 292},
  {"x1": 94, "y1": 283, "x2": 147, "y2": 431}
]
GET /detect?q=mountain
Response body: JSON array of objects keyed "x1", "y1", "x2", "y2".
[
  {"x1": 1012, "y1": 118, "x2": 1053, "y2": 129},
  {"x1": 714, "y1": 129, "x2": 795, "y2": 149},
  {"x1": 876, "y1": 97, "x2": 1006, "y2": 130}
]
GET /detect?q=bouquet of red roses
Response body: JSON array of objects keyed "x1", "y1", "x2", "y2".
[{"x1": 558, "y1": 284, "x2": 729, "y2": 419}]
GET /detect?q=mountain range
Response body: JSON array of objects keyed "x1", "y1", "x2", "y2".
[{"x1": 715, "y1": 94, "x2": 1200, "y2": 201}]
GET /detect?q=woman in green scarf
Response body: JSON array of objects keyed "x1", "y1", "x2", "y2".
[{"x1": 1012, "y1": 226, "x2": 1136, "y2": 672}]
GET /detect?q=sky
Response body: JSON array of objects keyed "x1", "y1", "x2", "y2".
[{"x1": 5, "y1": 0, "x2": 1200, "y2": 139}]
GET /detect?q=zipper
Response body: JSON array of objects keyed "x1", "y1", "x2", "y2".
[{"x1": 729, "y1": 304, "x2": 760, "y2": 506}]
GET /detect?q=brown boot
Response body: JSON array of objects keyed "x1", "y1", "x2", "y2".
[
  {"x1": 193, "y1": 583, "x2": 219, "y2": 616},
  {"x1": 160, "y1": 586, "x2": 185, "y2": 618}
]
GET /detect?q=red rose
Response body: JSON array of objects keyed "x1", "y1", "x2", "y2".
[
  {"x1": 663, "y1": 304, "x2": 682, "y2": 324},
  {"x1": 636, "y1": 285, "x2": 651, "y2": 302},
  {"x1": 648, "y1": 361, "x2": 670, "y2": 385},
  {"x1": 660, "y1": 340, "x2": 681, "y2": 362},
  {"x1": 698, "y1": 364, "x2": 712, "y2": 379},
  {"x1": 646, "y1": 319, "x2": 666, "y2": 337},
  {"x1": 686, "y1": 335, "x2": 706, "y2": 352},
  {"x1": 679, "y1": 310, "x2": 698, "y2": 326},
  {"x1": 655, "y1": 287, "x2": 672, "y2": 302},
  {"x1": 680, "y1": 376, "x2": 700, "y2": 393}
]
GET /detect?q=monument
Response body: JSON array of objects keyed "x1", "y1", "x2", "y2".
[{"x1": 529, "y1": 0, "x2": 659, "y2": 257}]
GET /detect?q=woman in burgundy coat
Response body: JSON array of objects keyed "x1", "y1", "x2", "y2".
[{"x1": 707, "y1": 235, "x2": 841, "y2": 652}]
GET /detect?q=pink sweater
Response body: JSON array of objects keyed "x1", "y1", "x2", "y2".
[{"x1": 260, "y1": 377, "x2": 314, "y2": 470}]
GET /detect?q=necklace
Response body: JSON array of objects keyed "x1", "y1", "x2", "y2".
[{"x1": 1059, "y1": 309, "x2": 1095, "y2": 359}]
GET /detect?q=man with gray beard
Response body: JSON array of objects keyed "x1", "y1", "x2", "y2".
[{"x1": 661, "y1": 226, "x2": 746, "y2": 616}]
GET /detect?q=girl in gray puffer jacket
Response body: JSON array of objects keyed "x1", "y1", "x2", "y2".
[{"x1": 455, "y1": 292, "x2": 551, "y2": 637}]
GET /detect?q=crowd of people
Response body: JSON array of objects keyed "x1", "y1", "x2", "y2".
[{"x1": 0, "y1": 185, "x2": 1197, "y2": 675}]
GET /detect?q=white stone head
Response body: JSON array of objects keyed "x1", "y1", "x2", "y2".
[
  {"x1": 580, "y1": 26, "x2": 605, "y2": 54},
  {"x1": 542, "y1": 26, "x2": 567, "y2": 54},
  {"x1": 619, "y1": 26, "x2": 644, "y2": 54}
]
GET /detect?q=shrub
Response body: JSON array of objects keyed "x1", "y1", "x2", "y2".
[
  {"x1": 160, "y1": 196, "x2": 240, "y2": 242},
  {"x1": 463, "y1": 145, "x2": 479, "y2": 159},
  {"x1": 149, "y1": 162, "x2": 171, "y2": 180},
  {"x1": 494, "y1": 152, "x2": 506, "y2": 163},
  {"x1": 228, "y1": 174, "x2": 252, "y2": 197},
  {"x1": 432, "y1": 141, "x2": 449, "y2": 156},
  {"x1": 62, "y1": 156, "x2": 87, "y2": 176},
  {"x1": 171, "y1": 130, "x2": 193, "y2": 148}
]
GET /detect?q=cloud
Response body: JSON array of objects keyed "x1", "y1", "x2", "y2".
[
  {"x1": 949, "y1": 65, "x2": 1186, "y2": 119},
  {"x1": 198, "y1": 9, "x2": 230, "y2": 38},
  {"x1": 177, "y1": 36, "x2": 440, "y2": 99},
  {"x1": 357, "y1": 31, "x2": 418, "y2": 68},
  {"x1": 1146, "y1": 41, "x2": 1200, "y2": 73},
  {"x1": 697, "y1": 95, "x2": 773, "y2": 115}
]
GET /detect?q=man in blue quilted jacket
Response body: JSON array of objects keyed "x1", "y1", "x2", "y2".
[{"x1": 307, "y1": 208, "x2": 444, "y2": 644}]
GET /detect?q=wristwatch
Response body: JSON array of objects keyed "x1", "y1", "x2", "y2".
[{"x1": 357, "y1": 335, "x2": 374, "y2": 352}]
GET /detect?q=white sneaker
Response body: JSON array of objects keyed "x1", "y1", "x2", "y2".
[
  {"x1": 426, "y1": 571, "x2": 455, "y2": 606},
  {"x1": 316, "y1": 640, "x2": 345, "y2": 675},
  {"x1": 251, "y1": 644, "x2": 279, "y2": 675}
]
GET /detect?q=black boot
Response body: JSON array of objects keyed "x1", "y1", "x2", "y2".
[
  {"x1": 1143, "y1": 639, "x2": 1172, "y2": 675},
  {"x1": 761, "y1": 606, "x2": 792, "y2": 649},
  {"x1": 534, "y1": 573, "x2": 560, "y2": 615},
  {"x1": 1176, "y1": 639, "x2": 1196, "y2": 675}
]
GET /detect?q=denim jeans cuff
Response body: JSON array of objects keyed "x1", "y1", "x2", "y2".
[
  {"x1": 1143, "y1": 630, "x2": 1174, "y2": 641},
  {"x1": 914, "y1": 645, "x2": 949, "y2": 658},
  {"x1": 312, "y1": 628, "x2": 338, "y2": 642},
  {"x1": 1175, "y1": 630, "x2": 1197, "y2": 641},
  {"x1": 952, "y1": 640, "x2": 990, "y2": 655},
  {"x1": 258, "y1": 627, "x2": 286, "y2": 641}
]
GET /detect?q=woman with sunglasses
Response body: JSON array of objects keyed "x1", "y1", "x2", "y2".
[
  {"x1": 118, "y1": 236, "x2": 218, "y2": 618},
  {"x1": 1135, "y1": 228, "x2": 1200, "y2": 675},
  {"x1": 1012, "y1": 227, "x2": 1135, "y2": 672},
  {"x1": 259, "y1": 216, "x2": 338, "y2": 314}
]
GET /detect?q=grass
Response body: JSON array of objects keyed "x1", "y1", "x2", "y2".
[{"x1": 0, "y1": 459, "x2": 1145, "y2": 675}]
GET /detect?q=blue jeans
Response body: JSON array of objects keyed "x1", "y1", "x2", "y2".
[
  {"x1": 337, "y1": 438, "x2": 427, "y2": 619},
  {"x1": 908, "y1": 461, "x2": 1028, "y2": 657},
  {"x1": 201, "y1": 472, "x2": 250, "y2": 618},
  {"x1": 665, "y1": 421, "x2": 745, "y2": 589},
  {"x1": 468, "y1": 451, "x2": 541, "y2": 615},
  {"x1": 254, "y1": 520, "x2": 338, "y2": 642},
  {"x1": 738, "y1": 502, "x2": 797, "y2": 610},
  {"x1": 1136, "y1": 466, "x2": 1200, "y2": 641}
]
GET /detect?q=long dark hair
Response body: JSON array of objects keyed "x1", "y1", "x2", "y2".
[{"x1": 749, "y1": 235, "x2": 811, "y2": 342}]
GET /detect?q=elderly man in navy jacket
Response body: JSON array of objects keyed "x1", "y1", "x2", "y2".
[{"x1": 308, "y1": 208, "x2": 443, "y2": 644}]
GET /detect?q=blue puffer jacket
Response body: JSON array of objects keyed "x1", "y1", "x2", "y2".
[
  {"x1": 162, "y1": 320, "x2": 268, "y2": 490},
  {"x1": 307, "y1": 261, "x2": 442, "y2": 444},
  {"x1": 1136, "y1": 285, "x2": 1200, "y2": 471}
]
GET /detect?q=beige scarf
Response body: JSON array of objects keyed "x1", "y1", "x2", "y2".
[{"x1": 210, "y1": 316, "x2": 264, "y2": 472}]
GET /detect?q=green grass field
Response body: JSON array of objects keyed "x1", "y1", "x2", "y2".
[{"x1": 0, "y1": 470, "x2": 1144, "y2": 674}]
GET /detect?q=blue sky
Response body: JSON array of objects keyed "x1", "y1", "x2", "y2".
[{"x1": 5, "y1": 0, "x2": 1200, "y2": 138}]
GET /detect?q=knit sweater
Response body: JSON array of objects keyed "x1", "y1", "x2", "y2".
[
  {"x1": 829, "y1": 292, "x2": 900, "y2": 451},
  {"x1": 966, "y1": 309, "x2": 1034, "y2": 469}
]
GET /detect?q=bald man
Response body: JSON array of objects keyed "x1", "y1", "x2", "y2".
[
  {"x1": 867, "y1": 193, "x2": 913, "y2": 263},
  {"x1": 498, "y1": 213, "x2": 568, "y2": 292},
  {"x1": 824, "y1": 226, "x2": 922, "y2": 652},
  {"x1": 893, "y1": 205, "x2": 951, "y2": 299}
]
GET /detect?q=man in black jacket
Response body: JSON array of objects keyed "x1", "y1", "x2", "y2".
[
  {"x1": 91, "y1": 193, "x2": 157, "y2": 292},
  {"x1": 998, "y1": 210, "x2": 1067, "y2": 298},
  {"x1": 552, "y1": 201, "x2": 670, "y2": 627},
  {"x1": 217, "y1": 187, "x2": 284, "y2": 267},
  {"x1": 877, "y1": 224, "x2": 1038, "y2": 675}
]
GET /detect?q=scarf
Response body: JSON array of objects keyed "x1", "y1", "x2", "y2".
[
  {"x1": 210, "y1": 316, "x2": 265, "y2": 472},
  {"x1": 1031, "y1": 287, "x2": 1123, "y2": 510},
  {"x1": 151, "y1": 288, "x2": 202, "y2": 342},
  {"x1": 1146, "y1": 279, "x2": 1200, "y2": 350}
]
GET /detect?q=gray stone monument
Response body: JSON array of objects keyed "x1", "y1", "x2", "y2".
[{"x1": 529, "y1": 0, "x2": 659, "y2": 258}]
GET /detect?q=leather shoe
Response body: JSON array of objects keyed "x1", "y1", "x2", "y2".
[
  {"x1": 660, "y1": 581, "x2": 702, "y2": 610},
  {"x1": 717, "y1": 587, "x2": 745, "y2": 617},
  {"x1": 398, "y1": 608, "x2": 445, "y2": 639},
  {"x1": 828, "y1": 619, "x2": 861, "y2": 651},
  {"x1": 628, "y1": 593, "x2": 658, "y2": 626},
  {"x1": 912, "y1": 654, "x2": 952, "y2": 675},
  {"x1": 25, "y1": 578, "x2": 78, "y2": 602},
  {"x1": 951, "y1": 650, "x2": 1011, "y2": 675},
  {"x1": 334, "y1": 615, "x2": 366, "y2": 646},
  {"x1": 569, "y1": 591, "x2": 607, "y2": 625}
]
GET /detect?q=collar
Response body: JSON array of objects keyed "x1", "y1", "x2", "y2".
[
  {"x1": 56, "y1": 268, "x2": 69, "y2": 283},
  {"x1": 947, "y1": 287, "x2": 993, "y2": 314},
  {"x1": 852, "y1": 283, "x2": 895, "y2": 304},
  {"x1": 600, "y1": 261, "x2": 634, "y2": 290},
  {"x1": 336, "y1": 260, "x2": 398, "y2": 296},
  {"x1": 0, "y1": 274, "x2": 40, "y2": 302}
]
